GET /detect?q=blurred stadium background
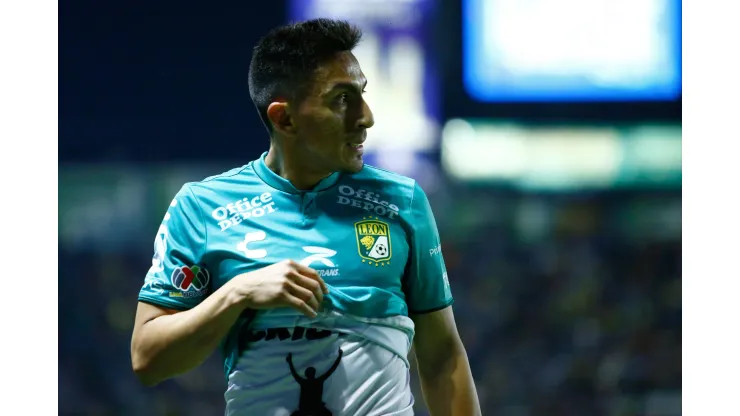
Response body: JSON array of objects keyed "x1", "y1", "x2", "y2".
[{"x1": 59, "y1": 0, "x2": 681, "y2": 415}]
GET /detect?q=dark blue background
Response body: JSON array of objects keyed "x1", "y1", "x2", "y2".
[
  {"x1": 59, "y1": 1, "x2": 284, "y2": 163},
  {"x1": 59, "y1": 0, "x2": 681, "y2": 164}
]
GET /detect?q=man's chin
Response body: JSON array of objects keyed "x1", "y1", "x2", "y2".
[{"x1": 343, "y1": 157, "x2": 364, "y2": 174}]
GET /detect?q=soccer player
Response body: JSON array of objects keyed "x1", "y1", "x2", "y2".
[{"x1": 131, "y1": 18, "x2": 481, "y2": 416}]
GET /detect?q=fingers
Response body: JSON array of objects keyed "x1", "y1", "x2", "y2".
[
  {"x1": 286, "y1": 266, "x2": 325, "y2": 304},
  {"x1": 291, "y1": 262, "x2": 329, "y2": 294},
  {"x1": 290, "y1": 272, "x2": 324, "y2": 306},
  {"x1": 285, "y1": 292, "x2": 318, "y2": 318},
  {"x1": 290, "y1": 261, "x2": 319, "y2": 279},
  {"x1": 286, "y1": 282, "x2": 320, "y2": 317}
]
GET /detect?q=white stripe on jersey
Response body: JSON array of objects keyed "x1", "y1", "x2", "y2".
[{"x1": 224, "y1": 311, "x2": 416, "y2": 416}]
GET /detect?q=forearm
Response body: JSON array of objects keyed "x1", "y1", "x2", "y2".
[
  {"x1": 417, "y1": 344, "x2": 481, "y2": 416},
  {"x1": 132, "y1": 285, "x2": 245, "y2": 385}
]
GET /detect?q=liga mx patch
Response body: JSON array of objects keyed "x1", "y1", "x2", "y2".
[
  {"x1": 169, "y1": 265, "x2": 210, "y2": 298},
  {"x1": 355, "y1": 217, "x2": 392, "y2": 266}
]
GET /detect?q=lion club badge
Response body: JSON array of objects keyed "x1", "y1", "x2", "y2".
[{"x1": 354, "y1": 217, "x2": 392, "y2": 266}]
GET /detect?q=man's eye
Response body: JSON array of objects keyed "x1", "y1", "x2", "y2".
[{"x1": 335, "y1": 93, "x2": 349, "y2": 104}]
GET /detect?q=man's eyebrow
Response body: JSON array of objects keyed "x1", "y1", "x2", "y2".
[{"x1": 324, "y1": 79, "x2": 368, "y2": 95}]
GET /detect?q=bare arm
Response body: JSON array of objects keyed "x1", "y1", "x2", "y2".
[
  {"x1": 412, "y1": 306, "x2": 481, "y2": 416},
  {"x1": 131, "y1": 260, "x2": 328, "y2": 386},
  {"x1": 131, "y1": 284, "x2": 246, "y2": 386}
]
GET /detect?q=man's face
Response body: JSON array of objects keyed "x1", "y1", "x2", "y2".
[{"x1": 291, "y1": 51, "x2": 375, "y2": 174}]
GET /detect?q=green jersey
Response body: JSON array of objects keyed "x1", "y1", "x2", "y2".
[{"x1": 138, "y1": 152, "x2": 453, "y2": 414}]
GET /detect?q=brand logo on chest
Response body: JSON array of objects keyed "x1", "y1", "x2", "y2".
[
  {"x1": 300, "y1": 246, "x2": 340, "y2": 278},
  {"x1": 336, "y1": 185, "x2": 399, "y2": 220},
  {"x1": 212, "y1": 192, "x2": 278, "y2": 232}
]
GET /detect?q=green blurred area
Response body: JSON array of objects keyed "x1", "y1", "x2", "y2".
[{"x1": 59, "y1": 162, "x2": 680, "y2": 416}]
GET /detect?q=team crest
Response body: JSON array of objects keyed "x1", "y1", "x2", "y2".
[{"x1": 355, "y1": 217, "x2": 392, "y2": 266}]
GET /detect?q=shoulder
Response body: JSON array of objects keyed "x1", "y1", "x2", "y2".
[
  {"x1": 167, "y1": 162, "x2": 266, "y2": 212},
  {"x1": 338, "y1": 165, "x2": 429, "y2": 223},
  {"x1": 345, "y1": 164, "x2": 418, "y2": 206},
  {"x1": 353, "y1": 164, "x2": 416, "y2": 189},
  {"x1": 180, "y1": 162, "x2": 269, "y2": 200},
  {"x1": 189, "y1": 163, "x2": 255, "y2": 192}
]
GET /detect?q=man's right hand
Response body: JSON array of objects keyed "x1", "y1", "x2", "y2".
[{"x1": 228, "y1": 260, "x2": 329, "y2": 318}]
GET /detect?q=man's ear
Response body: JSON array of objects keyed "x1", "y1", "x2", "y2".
[{"x1": 266, "y1": 101, "x2": 296, "y2": 136}]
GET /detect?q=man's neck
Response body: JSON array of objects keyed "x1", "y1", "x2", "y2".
[{"x1": 264, "y1": 145, "x2": 332, "y2": 191}]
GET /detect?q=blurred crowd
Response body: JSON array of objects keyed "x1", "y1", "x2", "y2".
[{"x1": 58, "y1": 186, "x2": 681, "y2": 416}]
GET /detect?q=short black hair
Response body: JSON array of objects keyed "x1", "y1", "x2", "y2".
[{"x1": 248, "y1": 18, "x2": 363, "y2": 134}]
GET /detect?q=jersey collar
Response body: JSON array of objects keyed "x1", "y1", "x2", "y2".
[{"x1": 252, "y1": 152, "x2": 342, "y2": 194}]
